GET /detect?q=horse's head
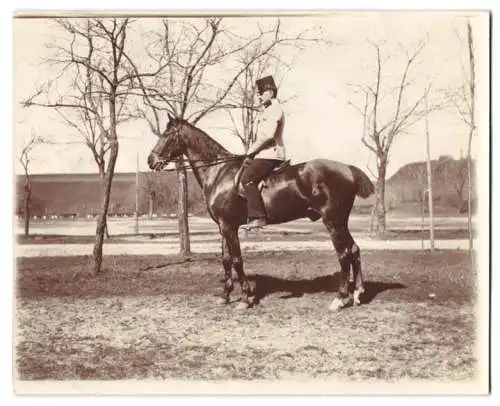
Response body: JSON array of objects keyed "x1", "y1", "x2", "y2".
[{"x1": 147, "y1": 114, "x2": 186, "y2": 171}]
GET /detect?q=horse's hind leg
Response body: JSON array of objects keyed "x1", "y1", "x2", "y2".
[
  {"x1": 323, "y1": 219, "x2": 354, "y2": 311},
  {"x1": 351, "y1": 242, "x2": 365, "y2": 306}
]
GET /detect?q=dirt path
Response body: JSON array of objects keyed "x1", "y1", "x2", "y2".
[
  {"x1": 15, "y1": 238, "x2": 475, "y2": 258},
  {"x1": 16, "y1": 215, "x2": 475, "y2": 236}
]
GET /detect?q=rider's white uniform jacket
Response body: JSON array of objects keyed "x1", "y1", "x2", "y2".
[{"x1": 251, "y1": 98, "x2": 286, "y2": 161}]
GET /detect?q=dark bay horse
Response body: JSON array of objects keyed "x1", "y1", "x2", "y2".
[{"x1": 147, "y1": 115, "x2": 375, "y2": 311}]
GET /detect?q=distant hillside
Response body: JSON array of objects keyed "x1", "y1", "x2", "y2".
[
  {"x1": 386, "y1": 155, "x2": 476, "y2": 214},
  {"x1": 15, "y1": 156, "x2": 476, "y2": 218}
]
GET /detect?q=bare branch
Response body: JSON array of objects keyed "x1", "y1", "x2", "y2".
[
  {"x1": 388, "y1": 40, "x2": 426, "y2": 137},
  {"x1": 19, "y1": 130, "x2": 45, "y2": 174},
  {"x1": 22, "y1": 99, "x2": 98, "y2": 115},
  {"x1": 372, "y1": 44, "x2": 382, "y2": 151},
  {"x1": 361, "y1": 135, "x2": 378, "y2": 154},
  {"x1": 226, "y1": 109, "x2": 246, "y2": 148}
]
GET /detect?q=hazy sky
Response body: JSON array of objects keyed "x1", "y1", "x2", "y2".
[{"x1": 13, "y1": 11, "x2": 489, "y2": 178}]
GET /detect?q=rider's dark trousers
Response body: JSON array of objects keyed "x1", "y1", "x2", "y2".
[{"x1": 241, "y1": 158, "x2": 282, "y2": 221}]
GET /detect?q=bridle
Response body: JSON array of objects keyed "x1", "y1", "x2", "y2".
[{"x1": 153, "y1": 123, "x2": 244, "y2": 172}]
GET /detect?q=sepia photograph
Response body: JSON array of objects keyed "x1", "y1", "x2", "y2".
[{"x1": 12, "y1": 9, "x2": 490, "y2": 395}]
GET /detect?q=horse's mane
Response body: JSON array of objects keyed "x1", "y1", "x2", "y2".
[{"x1": 180, "y1": 119, "x2": 236, "y2": 158}]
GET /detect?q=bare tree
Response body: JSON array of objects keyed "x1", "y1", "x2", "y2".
[
  {"x1": 465, "y1": 23, "x2": 476, "y2": 251},
  {"x1": 452, "y1": 159, "x2": 468, "y2": 211},
  {"x1": 31, "y1": 40, "x2": 116, "y2": 238},
  {"x1": 133, "y1": 17, "x2": 320, "y2": 255},
  {"x1": 24, "y1": 18, "x2": 170, "y2": 274},
  {"x1": 436, "y1": 155, "x2": 468, "y2": 212},
  {"x1": 448, "y1": 20, "x2": 476, "y2": 256},
  {"x1": 413, "y1": 165, "x2": 429, "y2": 210},
  {"x1": 423, "y1": 89, "x2": 435, "y2": 250},
  {"x1": 18, "y1": 130, "x2": 44, "y2": 236},
  {"x1": 226, "y1": 58, "x2": 265, "y2": 152},
  {"x1": 141, "y1": 171, "x2": 175, "y2": 217},
  {"x1": 346, "y1": 39, "x2": 436, "y2": 235},
  {"x1": 226, "y1": 52, "x2": 297, "y2": 152}
]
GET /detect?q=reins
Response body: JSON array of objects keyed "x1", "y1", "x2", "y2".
[{"x1": 159, "y1": 155, "x2": 245, "y2": 172}]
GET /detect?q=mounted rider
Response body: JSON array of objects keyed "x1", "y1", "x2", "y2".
[{"x1": 241, "y1": 75, "x2": 287, "y2": 230}]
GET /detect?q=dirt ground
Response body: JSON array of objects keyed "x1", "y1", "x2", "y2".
[{"x1": 15, "y1": 250, "x2": 478, "y2": 384}]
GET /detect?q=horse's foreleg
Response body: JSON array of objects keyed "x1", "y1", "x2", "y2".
[
  {"x1": 221, "y1": 225, "x2": 255, "y2": 309},
  {"x1": 217, "y1": 235, "x2": 234, "y2": 304}
]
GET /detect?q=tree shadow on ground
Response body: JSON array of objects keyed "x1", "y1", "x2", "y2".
[{"x1": 247, "y1": 273, "x2": 406, "y2": 305}]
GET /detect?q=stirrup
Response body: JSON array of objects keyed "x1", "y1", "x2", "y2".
[{"x1": 243, "y1": 218, "x2": 267, "y2": 230}]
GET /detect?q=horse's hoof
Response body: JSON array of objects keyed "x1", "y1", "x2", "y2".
[
  {"x1": 329, "y1": 298, "x2": 344, "y2": 312},
  {"x1": 353, "y1": 288, "x2": 364, "y2": 306},
  {"x1": 215, "y1": 297, "x2": 229, "y2": 305},
  {"x1": 236, "y1": 301, "x2": 250, "y2": 310},
  {"x1": 247, "y1": 295, "x2": 256, "y2": 307}
]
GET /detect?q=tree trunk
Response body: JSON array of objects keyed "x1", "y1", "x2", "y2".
[
  {"x1": 374, "y1": 159, "x2": 387, "y2": 235},
  {"x1": 149, "y1": 196, "x2": 154, "y2": 218},
  {"x1": 424, "y1": 93, "x2": 435, "y2": 251},
  {"x1": 23, "y1": 184, "x2": 31, "y2": 237},
  {"x1": 100, "y1": 174, "x2": 110, "y2": 239},
  {"x1": 466, "y1": 20, "x2": 475, "y2": 261},
  {"x1": 134, "y1": 151, "x2": 139, "y2": 235},
  {"x1": 420, "y1": 188, "x2": 425, "y2": 250},
  {"x1": 369, "y1": 204, "x2": 376, "y2": 233},
  {"x1": 456, "y1": 187, "x2": 464, "y2": 213},
  {"x1": 467, "y1": 133, "x2": 473, "y2": 255},
  {"x1": 176, "y1": 158, "x2": 191, "y2": 256},
  {"x1": 92, "y1": 96, "x2": 119, "y2": 275},
  {"x1": 149, "y1": 190, "x2": 157, "y2": 217}
]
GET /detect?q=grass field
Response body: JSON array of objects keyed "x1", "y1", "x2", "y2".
[{"x1": 15, "y1": 250, "x2": 479, "y2": 384}]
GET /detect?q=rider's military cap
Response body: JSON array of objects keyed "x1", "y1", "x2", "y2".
[{"x1": 256, "y1": 75, "x2": 278, "y2": 97}]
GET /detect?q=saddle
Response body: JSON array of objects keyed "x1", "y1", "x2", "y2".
[{"x1": 235, "y1": 159, "x2": 291, "y2": 198}]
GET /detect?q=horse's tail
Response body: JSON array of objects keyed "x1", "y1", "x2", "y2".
[{"x1": 350, "y1": 165, "x2": 375, "y2": 199}]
